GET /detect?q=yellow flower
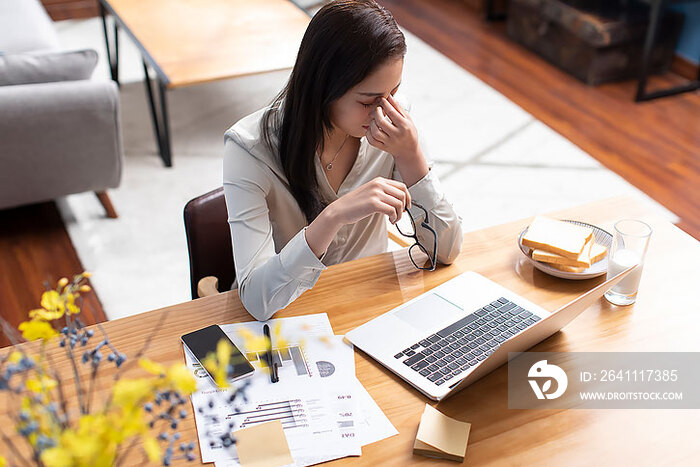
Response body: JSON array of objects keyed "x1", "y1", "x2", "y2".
[
  {"x1": 139, "y1": 359, "x2": 196, "y2": 394},
  {"x1": 139, "y1": 358, "x2": 166, "y2": 376},
  {"x1": 19, "y1": 320, "x2": 58, "y2": 341},
  {"x1": 41, "y1": 417, "x2": 116, "y2": 467},
  {"x1": 238, "y1": 328, "x2": 269, "y2": 352},
  {"x1": 0, "y1": 455, "x2": 6, "y2": 467},
  {"x1": 40, "y1": 447, "x2": 72, "y2": 467},
  {"x1": 273, "y1": 326, "x2": 291, "y2": 351},
  {"x1": 40, "y1": 291, "x2": 64, "y2": 313},
  {"x1": 65, "y1": 293, "x2": 81, "y2": 315},
  {"x1": 272, "y1": 323, "x2": 291, "y2": 349},
  {"x1": 116, "y1": 406, "x2": 147, "y2": 438},
  {"x1": 112, "y1": 378, "x2": 154, "y2": 408},
  {"x1": 202, "y1": 339, "x2": 234, "y2": 388},
  {"x1": 29, "y1": 308, "x2": 64, "y2": 321},
  {"x1": 79, "y1": 285, "x2": 91, "y2": 292},
  {"x1": 143, "y1": 435, "x2": 161, "y2": 462},
  {"x1": 71, "y1": 437, "x2": 105, "y2": 465},
  {"x1": 8, "y1": 351, "x2": 23, "y2": 364},
  {"x1": 216, "y1": 338, "x2": 231, "y2": 367},
  {"x1": 26, "y1": 374, "x2": 57, "y2": 393},
  {"x1": 57, "y1": 277, "x2": 69, "y2": 289},
  {"x1": 166, "y1": 364, "x2": 196, "y2": 394},
  {"x1": 82, "y1": 272, "x2": 92, "y2": 278}
]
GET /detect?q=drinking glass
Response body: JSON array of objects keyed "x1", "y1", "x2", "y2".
[{"x1": 604, "y1": 219, "x2": 652, "y2": 306}]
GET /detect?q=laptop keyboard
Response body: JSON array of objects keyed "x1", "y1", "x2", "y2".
[{"x1": 393, "y1": 297, "x2": 541, "y2": 387}]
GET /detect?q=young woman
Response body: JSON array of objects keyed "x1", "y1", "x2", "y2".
[{"x1": 223, "y1": 0, "x2": 462, "y2": 320}]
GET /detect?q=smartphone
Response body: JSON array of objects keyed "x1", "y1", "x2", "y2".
[{"x1": 181, "y1": 325, "x2": 255, "y2": 386}]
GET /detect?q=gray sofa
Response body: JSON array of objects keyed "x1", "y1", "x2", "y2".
[{"x1": 0, "y1": 0, "x2": 123, "y2": 216}]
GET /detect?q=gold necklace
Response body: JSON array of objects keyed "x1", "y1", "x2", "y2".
[{"x1": 321, "y1": 134, "x2": 349, "y2": 170}]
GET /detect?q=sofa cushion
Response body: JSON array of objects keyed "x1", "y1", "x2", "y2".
[
  {"x1": 0, "y1": 49, "x2": 98, "y2": 86},
  {"x1": 0, "y1": 0, "x2": 60, "y2": 54},
  {"x1": 0, "y1": 80, "x2": 123, "y2": 210}
]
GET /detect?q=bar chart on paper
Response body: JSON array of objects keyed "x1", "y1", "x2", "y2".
[
  {"x1": 231, "y1": 398, "x2": 309, "y2": 430},
  {"x1": 186, "y1": 317, "x2": 396, "y2": 465},
  {"x1": 213, "y1": 387, "x2": 363, "y2": 467},
  {"x1": 246, "y1": 345, "x2": 311, "y2": 377}
]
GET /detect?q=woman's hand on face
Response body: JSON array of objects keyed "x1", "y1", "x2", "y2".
[
  {"x1": 365, "y1": 94, "x2": 421, "y2": 162},
  {"x1": 328, "y1": 177, "x2": 411, "y2": 226}
]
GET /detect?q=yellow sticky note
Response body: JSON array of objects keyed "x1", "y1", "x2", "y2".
[
  {"x1": 234, "y1": 420, "x2": 293, "y2": 467},
  {"x1": 413, "y1": 404, "x2": 471, "y2": 462}
]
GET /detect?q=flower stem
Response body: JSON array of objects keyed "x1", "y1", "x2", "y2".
[
  {"x1": 63, "y1": 329, "x2": 87, "y2": 414},
  {"x1": 103, "y1": 311, "x2": 169, "y2": 410},
  {"x1": 113, "y1": 433, "x2": 142, "y2": 467},
  {"x1": 86, "y1": 364, "x2": 99, "y2": 414}
]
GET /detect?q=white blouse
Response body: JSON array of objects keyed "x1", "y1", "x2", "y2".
[{"x1": 223, "y1": 103, "x2": 463, "y2": 321}]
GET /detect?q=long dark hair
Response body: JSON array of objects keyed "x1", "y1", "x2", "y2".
[{"x1": 261, "y1": 0, "x2": 406, "y2": 223}]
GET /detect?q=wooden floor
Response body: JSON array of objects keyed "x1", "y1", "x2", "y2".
[
  {"x1": 0, "y1": 203, "x2": 107, "y2": 348},
  {"x1": 380, "y1": 0, "x2": 700, "y2": 239}
]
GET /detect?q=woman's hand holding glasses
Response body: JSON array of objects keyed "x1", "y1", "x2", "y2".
[
  {"x1": 327, "y1": 177, "x2": 411, "y2": 226},
  {"x1": 306, "y1": 177, "x2": 411, "y2": 258}
]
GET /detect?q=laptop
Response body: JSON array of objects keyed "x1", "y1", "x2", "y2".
[{"x1": 346, "y1": 268, "x2": 633, "y2": 401}]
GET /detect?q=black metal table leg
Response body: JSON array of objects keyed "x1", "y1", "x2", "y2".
[
  {"x1": 113, "y1": 18, "x2": 119, "y2": 83},
  {"x1": 635, "y1": 0, "x2": 700, "y2": 102},
  {"x1": 142, "y1": 60, "x2": 173, "y2": 167},
  {"x1": 99, "y1": 1, "x2": 120, "y2": 86},
  {"x1": 157, "y1": 79, "x2": 172, "y2": 167},
  {"x1": 142, "y1": 61, "x2": 162, "y2": 155},
  {"x1": 485, "y1": 0, "x2": 507, "y2": 21},
  {"x1": 636, "y1": 0, "x2": 664, "y2": 101}
]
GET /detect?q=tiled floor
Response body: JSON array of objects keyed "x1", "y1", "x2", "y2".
[{"x1": 53, "y1": 16, "x2": 676, "y2": 320}]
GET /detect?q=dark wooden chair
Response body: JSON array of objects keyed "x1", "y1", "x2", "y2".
[
  {"x1": 183, "y1": 187, "x2": 409, "y2": 299},
  {"x1": 183, "y1": 187, "x2": 235, "y2": 299}
]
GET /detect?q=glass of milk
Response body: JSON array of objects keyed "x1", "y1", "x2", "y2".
[{"x1": 604, "y1": 219, "x2": 652, "y2": 306}]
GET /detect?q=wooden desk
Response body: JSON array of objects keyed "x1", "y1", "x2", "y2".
[
  {"x1": 3, "y1": 196, "x2": 699, "y2": 465},
  {"x1": 98, "y1": 0, "x2": 310, "y2": 166}
]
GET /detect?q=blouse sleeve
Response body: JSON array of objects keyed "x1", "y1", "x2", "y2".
[
  {"x1": 223, "y1": 138, "x2": 327, "y2": 321},
  {"x1": 391, "y1": 137, "x2": 463, "y2": 265}
]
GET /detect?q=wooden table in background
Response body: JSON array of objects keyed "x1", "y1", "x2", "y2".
[
  {"x1": 98, "y1": 0, "x2": 310, "y2": 166},
  {"x1": 3, "y1": 196, "x2": 699, "y2": 465}
]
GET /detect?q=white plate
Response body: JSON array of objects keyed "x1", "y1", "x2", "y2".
[{"x1": 517, "y1": 220, "x2": 612, "y2": 280}]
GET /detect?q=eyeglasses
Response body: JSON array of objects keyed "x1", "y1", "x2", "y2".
[{"x1": 395, "y1": 202, "x2": 437, "y2": 271}]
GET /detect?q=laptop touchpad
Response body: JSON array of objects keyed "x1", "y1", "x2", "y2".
[{"x1": 394, "y1": 294, "x2": 464, "y2": 330}]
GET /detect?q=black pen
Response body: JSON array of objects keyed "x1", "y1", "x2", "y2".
[{"x1": 263, "y1": 324, "x2": 279, "y2": 383}]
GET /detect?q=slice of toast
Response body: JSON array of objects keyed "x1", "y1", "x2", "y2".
[
  {"x1": 550, "y1": 263, "x2": 587, "y2": 273},
  {"x1": 541, "y1": 243, "x2": 608, "y2": 273},
  {"x1": 589, "y1": 243, "x2": 608, "y2": 263},
  {"x1": 522, "y1": 217, "x2": 593, "y2": 260},
  {"x1": 532, "y1": 237, "x2": 594, "y2": 268}
]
